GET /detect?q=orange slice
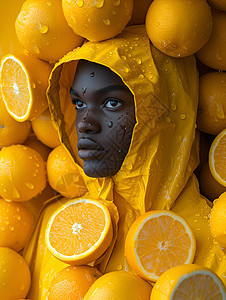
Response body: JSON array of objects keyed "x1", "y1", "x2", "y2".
[
  {"x1": 45, "y1": 198, "x2": 113, "y2": 265},
  {"x1": 125, "y1": 210, "x2": 196, "y2": 282},
  {"x1": 209, "y1": 128, "x2": 226, "y2": 187},
  {"x1": 150, "y1": 264, "x2": 226, "y2": 300},
  {"x1": 0, "y1": 54, "x2": 51, "y2": 122}
]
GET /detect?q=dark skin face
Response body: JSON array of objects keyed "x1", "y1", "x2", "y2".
[{"x1": 70, "y1": 60, "x2": 136, "y2": 178}]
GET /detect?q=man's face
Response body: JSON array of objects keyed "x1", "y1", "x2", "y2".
[{"x1": 70, "y1": 60, "x2": 136, "y2": 178}]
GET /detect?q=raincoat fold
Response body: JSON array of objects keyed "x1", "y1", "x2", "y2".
[{"x1": 23, "y1": 25, "x2": 226, "y2": 299}]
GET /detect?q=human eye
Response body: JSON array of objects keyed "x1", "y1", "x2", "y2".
[
  {"x1": 104, "y1": 98, "x2": 122, "y2": 109},
  {"x1": 72, "y1": 99, "x2": 87, "y2": 110}
]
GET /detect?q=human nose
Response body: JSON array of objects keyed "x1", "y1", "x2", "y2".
[{"x1": 77, "y1": 109, "x2": 101, "y2": 133}]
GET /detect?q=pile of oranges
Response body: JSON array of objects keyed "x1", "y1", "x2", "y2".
[{"x1": 0, "y1": 0, "x2": 225, "y2": 299}]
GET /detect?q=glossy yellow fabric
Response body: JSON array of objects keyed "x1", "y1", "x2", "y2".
[{"x1": 23, "y1": 25, "x2": 226, "y2": 298}]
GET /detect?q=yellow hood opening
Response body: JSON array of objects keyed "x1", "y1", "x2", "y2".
[{"x1": 47, "y1": 25, "x2": 199, "y2": 212}]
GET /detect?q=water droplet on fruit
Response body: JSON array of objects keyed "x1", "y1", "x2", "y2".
[
  {"x1": 34, "y1": 45, "x2": 40, "y2": 54},
  {"x1": 26, "y1": 182, "x2": 34, "y2": 190},
  {"x1": 31, "y1": 82, "x2": 36, "y2": 89},
  {"x1": 112, "y1": 10, "x2": 116, "y2": 15},
  {"x1": 136, "y1": 59, "x2": 142, "y2": 64},
  {"x1": 103, "y1": 19, "x2": 110, "y2": 25},
  {"x1": 117, "y1": 264, "x2": 123, "y2": 270},
  {"x1": 9, "y1": 226, "x2": 14, "y2": 231},
  {"x1": 139, "y1": 74, "x2": 144, "y2": 79},
  {"x1": 76, "y1": 0, "x2": 84, "y2": 7},
  {"x1": 94, "y1": 0, "x2": 104, "y2": 8},
  {"x1": 0, "y1": 124, "x2": 5, "y2": 129},
  {"x1": 46, "y1": 1, "x2": 52, "y2": 6},
  {"x1": 39, "y1": 23, "x2": 49, "y2": 34}
]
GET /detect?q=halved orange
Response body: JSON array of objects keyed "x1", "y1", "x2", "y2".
[
  {"x1": 45, "y1": 198, "x2": 113, "y2": 265},
  {"x1": 0, "y1": 54, "x2": 51, "y2": 122},
  {"x1": 125, "y1": 210, "x2": 196, "y2": 282},
  {"x1": 150, "y1": 264, "x2": 226, "y2": 300},
  {"x1": 209, "y1": 128, "x2": 226, "y2": 187}
]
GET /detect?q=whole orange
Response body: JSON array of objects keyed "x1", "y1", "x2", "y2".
[
  {"x1": 145, "y1": 0, "x2": 213, "y2": 57},
  {"x1": 15, "y1": 0, "x2": 84, "y2": 62},
  {"x1": 196, "y1": 9, "x2": 226, "y2": 70},
  {"x1": 0, "y1": 145, "x2": 46, "y2": 202},
  {"x1": 0, "y1": 198, "x2": 35, "y2": 252},
  {"x1": 84, "y1": 270, "x2": 152, "y2": 300},
  {"x1": 47, "y1": 145, "x2": 87, "y2": 198},
  {"x1": 0, "y1": 247, "x2": 31, "y2": 299},
  {"x1": 197, "y1": 71, "x2": 226, "y2": 135},
  {"x1": 48, "y1": 265, "x2": 102, "y2": 300},
  {"x1": 62, "y1": 0, "x2": 133, "y2": 42},
  {"x1": 31, "y1": 109, "x2": 61, "y2": 149}
]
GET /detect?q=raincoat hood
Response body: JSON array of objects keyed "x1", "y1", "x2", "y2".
[{"x1": 47, "y1": 25, "x2": 199, "y2": 213}]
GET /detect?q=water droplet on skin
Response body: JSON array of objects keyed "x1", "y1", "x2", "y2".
[
  {"x1": 39, "y1": 23, "x2": 49, "y2": 34},
  {"x1": 94, "y1": 0, "x2": 104, "y2": 8},
  {"x1": 108, "y1": 121, "x2": 113, "y2": 127},
  {"x1": 114, "y1": 0, "x2": 120, "y2": 6},
  {"x1": 26, "y1": 182, "x2": 34, "y2": 190},
  {"x1": 76, "y1": 0, "x2": 84, "y2": 7},
  {"x1": 103, "y1": 19, "x2": 110, "y2": 25},
  {"x1": 180, "y1": 113, "x2": 186, "y2": 120}
]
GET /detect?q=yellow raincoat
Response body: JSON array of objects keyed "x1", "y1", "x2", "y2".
[{"x1": 23, "y1": 25, "x2": 226, "y2": 299}]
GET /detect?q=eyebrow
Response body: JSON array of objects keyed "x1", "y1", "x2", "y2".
[{"x1": 70, "y1": 84, "x2": 131, "y2": 98}]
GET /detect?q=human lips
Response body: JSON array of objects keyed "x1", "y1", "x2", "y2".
[{"x1": 77, "y1": 138, "x2": 105, "y2": 160}]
